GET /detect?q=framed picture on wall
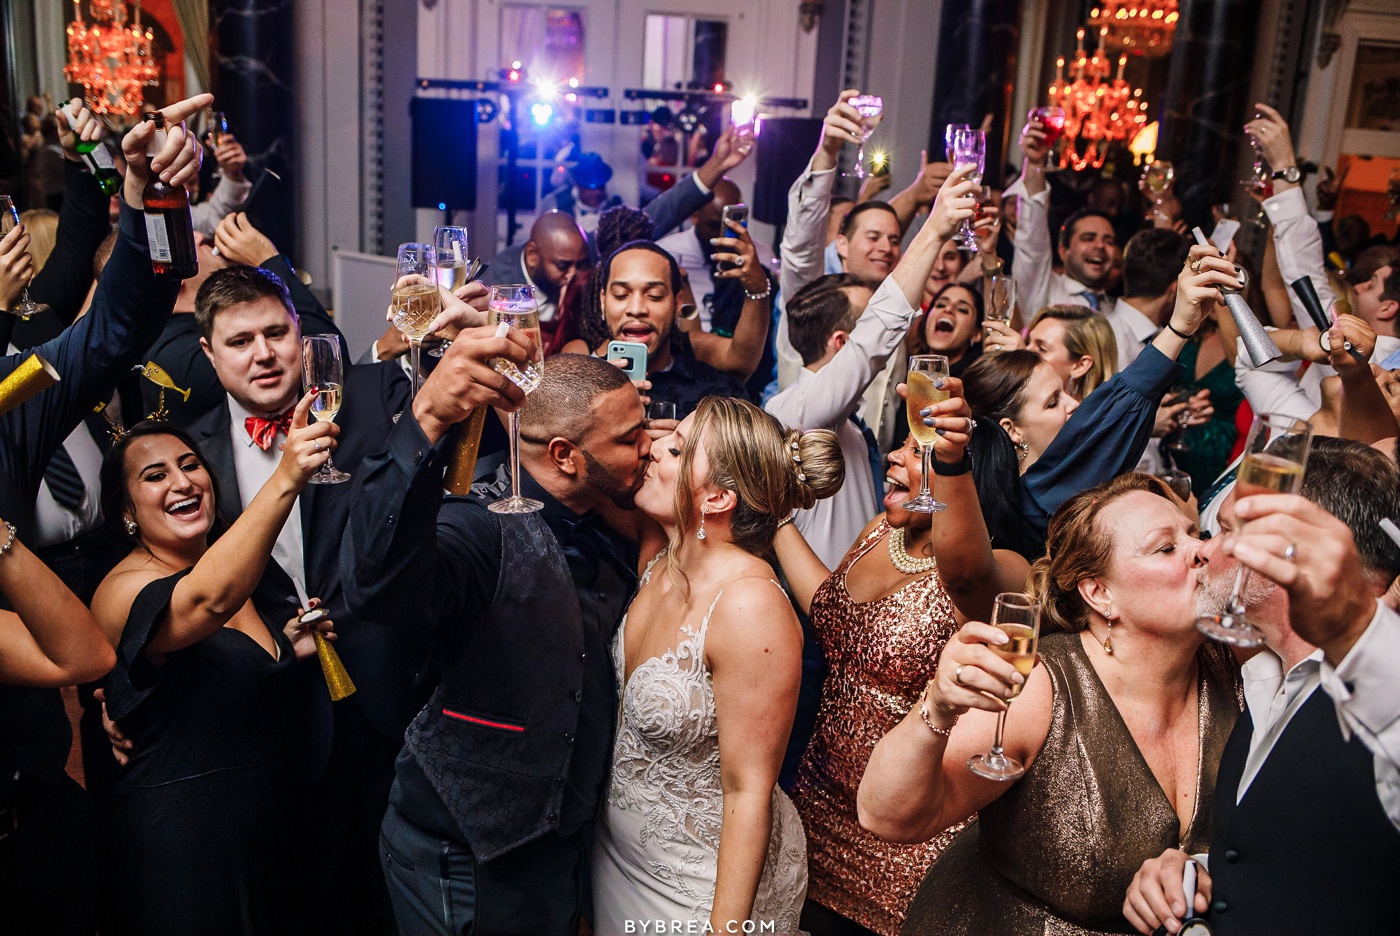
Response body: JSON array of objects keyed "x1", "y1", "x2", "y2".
[{"x1": 1345, "y1": 43, "x2": 1400, "y2": 132}]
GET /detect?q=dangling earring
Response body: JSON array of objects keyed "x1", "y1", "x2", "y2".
[
  {"x1": 124, "y1": 517, "x2": 138, "y2": 536},
  {"x1": 697, "y1": 509, "x2": 708, "y2": 541},
  {"x1": 1017, "y1": 441, "x2": 1030, "y2": 460},
  {"x1": 1103, "y1": 619, "x2": 1115, "y2": 655}
]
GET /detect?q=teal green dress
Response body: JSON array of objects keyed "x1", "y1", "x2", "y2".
[{"x1": 1170, "y1": 338, "x2": 1243, "y2": 498}]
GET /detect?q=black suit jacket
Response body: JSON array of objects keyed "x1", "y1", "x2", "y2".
[
  {"x1": 477, "y1": 243, "x2": 525, "y2": 289},
  {"x1": 185, "y1": 361, "x2": 417, "y2": 776}
]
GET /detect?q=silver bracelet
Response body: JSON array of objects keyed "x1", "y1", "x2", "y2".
[
  {"x1": 744, "y1": 280, "x2": 773, "y2": 302},
  {"x1": 0, "y1": 521, "x2": 16, "y2": 556}
]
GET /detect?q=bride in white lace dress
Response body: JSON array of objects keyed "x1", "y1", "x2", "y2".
[{"x1": 592, "y1": 397, "x2": 844, "y2": 936}]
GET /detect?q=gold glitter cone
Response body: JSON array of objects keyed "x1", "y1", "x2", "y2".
[
  {"x1": 313, "y1": 633, "x2": 357, "y2": 701},
  {"x1": 0, "y1": 354, "x2": 59, "y2": 417},
  {"x1": 444, "y1": 406, "x2": 488, "y2": 496}
]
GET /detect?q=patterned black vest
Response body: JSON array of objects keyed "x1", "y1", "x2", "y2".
[
  {"x1": 1209, "y1": 687, "x2": 1400, "y2": 934},
  {"x1": 403, "y1": 509, "x2": 588, "y2": 861}
]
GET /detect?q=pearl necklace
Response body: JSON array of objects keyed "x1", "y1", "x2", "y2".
[{"x1": 888, "y1": 526, "x2": 937, "y2": 575}]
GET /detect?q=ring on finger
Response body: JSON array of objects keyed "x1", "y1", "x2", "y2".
[
  {"x1": 1190, "y1": 259, "x2": 1203, "y2": 273},
  {"x1": 1283, "y1": 542, "x2": 1297, "y2": 562},
  {"x1": 314, "y1": 440, "x2": 323, "y2": 452},
  {"x1": 966, "y1": 417, "x2": 976, "y2": 434},
  {"x1": 954, "y1": 664, "x2": 965, "y2": 686}
]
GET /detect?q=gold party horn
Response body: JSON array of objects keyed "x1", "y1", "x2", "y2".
[
  {"x1": 444, "y1": 406, "x2": 488, "y2": 496},
  {"x1": 0, "y1": 354, "x2": 60, "y2": 417},
  {"x1": 313, "y1": 633, "x2": 357, "y2": 701}
]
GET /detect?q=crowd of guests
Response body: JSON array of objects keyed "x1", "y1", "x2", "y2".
[{"x1": 0, "y1": 74, "x2": 1397, "y2": 936}]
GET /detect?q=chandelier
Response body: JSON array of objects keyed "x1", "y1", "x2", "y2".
[
  {"x1": 65, "y1": 0, "x2": 160, "y2": 118},
  {"x1": 1047, "y1": 26, "x2": 1150, "y2": 171},
  {"x1": 1089, "y1": 0, "x2": 1179, "y2": 58}
]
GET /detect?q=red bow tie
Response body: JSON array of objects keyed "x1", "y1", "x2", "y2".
[{"x1": 245, "y1": 410, "x2": 293, "y2": 451}]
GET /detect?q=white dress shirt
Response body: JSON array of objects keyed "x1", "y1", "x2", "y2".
[
  {"x1": 1003, "y1": 178, "x2": 1104, "y2": 315},
  {"x1": 776, "y1": 158, "x2": 837, "y2": 390},
  {"x1": 1237, "y1": 647, "x2": 1325, "y2": 802},
  {"x1": 1234, "y1": 333, "x2": 1400, "y2": 422},
  {"x1": 1263, "y1": 186, "x2": 1335, "y2": 330},
  {"x1": 1319, "y1": 601, "x2": 1400, "y2": 831},
  {"x1": 1106, "y1": 297, "x2": 1160, "y2": 373},
  {"x1": 190, "y1": 174, "x2": 252, "y2": 237},
  {"x1": 765, "y1": 276, "x2": 916, "y2": 568},
  {"x1": 33, "y1": 422, "x2": 106, "y2": 548},
  {"x1": 226, "y1": 394, "x2": 305, "y2": 584}
]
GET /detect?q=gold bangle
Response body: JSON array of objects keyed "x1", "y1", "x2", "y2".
[{"x1": 919, "y1": 680, "x2": 958, "y2": 738}]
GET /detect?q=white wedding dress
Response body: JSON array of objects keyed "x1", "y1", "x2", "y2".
[{"x1": 592, "y1": 563, "x2": 807, "y2": 936}]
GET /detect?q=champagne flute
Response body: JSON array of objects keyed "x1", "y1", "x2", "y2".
[
  {"x1": 390, "y1": 243, "x2": 441, "y2": 396},
  {"x1": 1141, "y1": 160, "x2": 1175, "y2": 223},
  {"x1": 966, "y1": 592, "x2": 1041, "y2": 782},
  {"x1": 985, "y1": 273, "x2": 1017, "y2": 339},
  {"x1": 0, "y1": 196, "x2": 48, "y2": 319},
  {"x1": 902, "y1": 354, "x2": 951, "y2": 514},
  {"x1": 848, "y1": 94, "x2": 883, "y2": 179},
  {"x1": 944, "y1": 122, "x2": 970, "y2": 163},
  {"x1": 487, "y1": 284, "x2": 545, "y2": 515},
  {"x1": 1166, "y1": 385, "x2": 1193, "y2": 453},
  {"x1": 300, "y1": 335, "x2": 350, "y2": 485},
  {"x1": 429, "y1": 226, "x2": 470, "y2": 358},
  {"x1": 1030, "y1": 105, "x2": 1066, "y2": 169},
  {"x1": 950, "y1": 128, "x2": 986, "y2": 253},
  {"x1": 207, "y1": 110, "x2": 229, "y2": 181},
  {"x1": 1196, "y1": 413, "x2": 1312, "y2": 647}
]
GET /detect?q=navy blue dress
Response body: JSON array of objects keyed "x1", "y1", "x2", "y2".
[{"x1": 101, "y1": 570, "x2": 299, "y2": 936}]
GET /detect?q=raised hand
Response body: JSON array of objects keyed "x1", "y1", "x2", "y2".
[
  {"x1": 213, "y1": 212, "x2": 278, "y2": 266},
  {"x1": 711, "y1": 218, "x2": 764, "y2": 294},
  {"x1": 56, "y1": 99, "x2": 104, "y2": 160},
  {"x1": 1245, "y1": 103, "x2": 1297, "y2": 180},
  {"x1": 695, "y1": 125, "x2": 754, "y2": 188},
  {"x1": 1168, "y1": 245, "x2": 1243, "y2": 337},
  {"x1": 275, "y1": 390, "x2": 338, "y2": 488},
  {"x1": 814, "y1": 89, "x2": 869, "y2": 172},
  {"x1": 283, "y1": 597, "x2": 336, "y2": 661},
  {"x1": 911, "y1": 149, "x2": 954, "y2": 208},
  {"x1": 0, "y1": 223, "x2": 34, "y2": 309},
  {"x1": 925, "y1": 620, "x2": 1025, "y2": 720},
  {"x1": 898, "y1": 376, "x2": 975, "y2": 463},
  {"x1": 121, "y1": 92, "x2": 214, "y2": 208},
  {"x1": 213, "y1": 137, "x2": 248, "y2": 182},
  {"x1": 411, "y1": 324, "x2": 532, "y2": 445},
  {"x1": 422, "y1": 280, "x2": 489, "y2": 339},
  {"x1": 927, "y1": 164, "x2": 980, "y2": 244}
]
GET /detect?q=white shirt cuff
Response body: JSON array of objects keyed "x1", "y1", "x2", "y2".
[
  {"x1": 691, "y1": 173, "x2": 711, "y2": 197},
  {"x1": 1312, "y1": 209, "x2": 1334, "y2": 224},
  {"x1": 1263, "y1": 186, "x2": 1309, "y2": 225},
  {"x1": 1322, "y1": 601, "x2": 1400, "y2": 743}
]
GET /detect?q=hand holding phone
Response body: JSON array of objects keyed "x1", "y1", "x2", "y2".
[{"x1": 608, "y1": 340, "x2": 648, "y2": 383}]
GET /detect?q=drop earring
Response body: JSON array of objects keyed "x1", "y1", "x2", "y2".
[
  {"x1": 124, "y1": 517, "x2": 138, "y2": 536},
  {"x1": 1017, "y1": 441, "x2": 1030, "y2": 460},
  {"x1": 1103, "y1": 619, "x2": 1115, "y2": 655},
  {"x1": 697, "y1": 509, "x2": 707, "y2": 541}
]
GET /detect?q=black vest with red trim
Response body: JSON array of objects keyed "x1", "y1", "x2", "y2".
[{"x1": 403, "y1": 509, "x2": 590, "y2": 861}]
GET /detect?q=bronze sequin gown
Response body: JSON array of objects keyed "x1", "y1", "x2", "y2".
[
  {"x1": 790, "y1": 521, "x2": 967, "y2": 936},
  {"x1": 902, "y1": 632, "x2": 1241, "y2": 936}
]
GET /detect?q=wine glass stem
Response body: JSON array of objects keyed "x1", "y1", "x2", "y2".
[
  {"x1": 1227, "y1": 564, "x2": 1252, "y2": 616},
  {"x1": 855, "y1": 142, "x2": 866, "y2": 178},
  {"x1": 990, "y1": 706, "x2": 1009, "y2": 758},
  {"x1": 410, "y1": 339, "x2": 422, "y2": 397},
  {"x1": 919, "y1": 441, "x2": 934, "y2": 501},
  {"x1": 508, "y1": 409, "x2": 523, "y2": 502}
]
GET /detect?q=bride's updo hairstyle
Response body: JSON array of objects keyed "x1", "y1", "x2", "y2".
[{"x1": 673, "y1": 397, "x2": 843, "y2": 558}]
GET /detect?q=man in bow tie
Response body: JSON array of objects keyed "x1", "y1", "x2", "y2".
[{"x1": 174, "y1": 263, "x2": 413, "y2": 934}]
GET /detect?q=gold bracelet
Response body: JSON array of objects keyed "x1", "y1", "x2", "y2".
[
  {"x1": 919, "y1": 679, "x2": 958, "y2": 738},
  {"x1": 776, "y1": 514, "x2": 795, "y2": 530}
]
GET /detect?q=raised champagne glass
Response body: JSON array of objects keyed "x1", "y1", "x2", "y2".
[
  {"x1": 903, "y1": 354, "x2": 951, "y2": 514},
  {"x1": 985, "y1": 273, "x2": 1017, "y2": 339},
  {"x1": 848, "y1": 95, "x2": 883, "y2": 179},
  {"x1": 1196, "y1": 412, "x2": 1312, "y2": 647},
  {"x1": 950, "y1": 127, "x2": 986, "y2": 252},
  {"x1": 1141, "y1": 160, "x2": 1175, "y2": 223},
  {"x1": 0, "y1": 196, "x2": 47, "y2": 318},
  {"x1": 301, "y1": 334, "x2": 350, "y2": 484},
  {"x1": 207, "y1": 110, "x2": 229, "y2": 181},
  {"x1": 944, "y1": 122, "x2": 970, "y2": 163},
  {"x1": 429, "y1": 226, "x2": 470, "y2": 357},
  {"x1": 487, "y1": 284, "x2": 545, "y2": 515},
  {"x1": 390, "y1": 243, "x2": 441, "y2": 396},
  {"x1": 1030, "y1": 105, "x2": 1066, "y2": 169},
  {"x1": 967, "y1": 592, "x2": 1041, "y2": 781}
]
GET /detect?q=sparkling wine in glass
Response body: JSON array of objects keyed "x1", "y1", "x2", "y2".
[
  {"x1": 0, "y1": 196, "x2": 47, "y2": 319},
  {"x1": 1030, "y1": 106, "x2": 1066, "y2": 169},
  {"x1": 391, "y1": 243, "x2": 442, "y2": 396},
  {"x1": 903, "y1": 354, "x2": 951, "y2": 514},
  {"x1": 487, "y1": 284, "x2": 545, "y2": 515},
  {"x1": 301, "y1": 335, "x2": 350, "y2": 485},
  {"x1": 207, "y1": 110, "x2": 230, "y2": 180},
  {"x1": 849, "y1": 95, "x2": 883, "y2": 179},
  {"x1": 1141, "y1": 161, "x2": 1176, "y2": 223},
  {"x1": 1196, "y1": 413, "x2": 1312, "y2": 647},
  {"x1": 967, "y1": 593, "x2": 1041, "y2": 782},
  {"x1": 429, "y1": 226, "x2": 470, "y2": 358},
  {"x1": 985, "y1": 274, "x2": 1017, "y2": 338},
  {"x1": 951, "y1": 128, "x2": 986, "y2": 252},
  {"x1": 944, "y1": 123, "x2": 970, "y2": 163}
]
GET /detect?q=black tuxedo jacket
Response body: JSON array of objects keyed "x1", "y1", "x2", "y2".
[{"x1": 186, "y1": 361, "x2": 417, "y2": 776}]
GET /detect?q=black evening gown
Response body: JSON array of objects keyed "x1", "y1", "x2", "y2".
[{"x1": 101, "y1": 570, "x2": 299, "y2": 936}]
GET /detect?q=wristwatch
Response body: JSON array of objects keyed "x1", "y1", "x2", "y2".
[{"x1": 1271, "y1": 165, "x2": 1301, "y2": 184}]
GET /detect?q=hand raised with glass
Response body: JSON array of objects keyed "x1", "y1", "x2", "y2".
[
  {"x1": 925, "y1": 620, "x2": 1025, "y2": 723},
  {"x1": 897, "y1": 376, "x2": 974, "y2": 463},
  {"x1": 275, "y1": 390, "x2": 339, "y2": 488},
  {"x1": 410, "y1": 324, "x2": 532, "y2": 446},
  {"x1": 927, "y1": 164, "x2": 981, "y2": 244},
  {"x1": 814, "y1": 90, "x2": 870, "y2": 170}
]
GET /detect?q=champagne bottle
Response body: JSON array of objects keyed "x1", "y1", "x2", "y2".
[
  {"x1": 141, "y1": 113, "x2": 199, "y2": 279},
  {"x1": 62, "y1": 101, "x2": 121, "y2": 196}
]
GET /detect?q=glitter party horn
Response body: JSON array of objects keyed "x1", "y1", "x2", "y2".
[{"x1": 0, "y1": 354, "x2": 59, "y2": 417}]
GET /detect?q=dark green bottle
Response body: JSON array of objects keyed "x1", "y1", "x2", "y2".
[{"x1": 63, "y1": 101, "x2": 121, "y2": 197}]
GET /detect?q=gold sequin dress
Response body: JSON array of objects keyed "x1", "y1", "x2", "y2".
[{"x1": 790, "y1": 521, "x2": 967, "y2": 936}]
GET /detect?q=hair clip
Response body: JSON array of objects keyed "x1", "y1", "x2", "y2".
[{"x1": 797, "y1": 472, "x2": 807, "y2": 482}]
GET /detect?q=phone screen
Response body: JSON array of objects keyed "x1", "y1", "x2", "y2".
[{"x1": 1210, "y1": 218, "x2": 1241, "y2": 254}]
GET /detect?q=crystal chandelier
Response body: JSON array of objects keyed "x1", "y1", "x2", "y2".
[
  {"x1": 1047, "y1": 26, "x2": 1150, "y2": 171},
  {"x1": 65, "y1": 0, "x2": 161, "y2": 118},
  {"x1": 1089, "y1": 0, "x2": 1179, "y2": 58}
]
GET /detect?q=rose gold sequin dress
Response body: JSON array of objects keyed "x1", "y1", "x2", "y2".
[{"x1": 790, "y1": 521, "x2": 968, "y2": 936}]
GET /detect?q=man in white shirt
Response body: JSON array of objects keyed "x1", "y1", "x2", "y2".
[
  {"x1": 1003, "y1": 117, "x2": 1117, "y2": 317},
  {"x1": 1105, "y1": 228, "x2": 1190, "y2": 372},
  {"x1": 1123, "y1": 439, "x2": 1400, "y2": 935},
  {"x1": 766, "y1": 166, "x2": 978, "y2": 567}
]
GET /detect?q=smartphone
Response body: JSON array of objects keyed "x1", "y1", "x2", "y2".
[
  {"x1": 1210, "y1": 217, "x2": 1241, "y2": 255},
  {"x1": 716, "y1": 203, "x2": 750, "y2": 272},
  {"x1": 730, "y1": 97, "x2": 757, "y2": 129},
  {"x1": 607, "y1": 340, "x2": 648, "y2": 382}
]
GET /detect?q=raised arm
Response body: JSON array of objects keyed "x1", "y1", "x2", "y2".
[
  {"x1": 887, "y1": 150, "x2": 952, "y2": 233},
  {"x1": 0, "y1": 522, "x2": 114, "y2": 686},
  {"x1": 780, "y1": 91, "x2": 864, "y2": 299},
  {"x1": 708, "y1": 578, "x2": 803, "y2": 932},
  {"x1": 688, "y1": 219, "x2": 772, "y2": 379},
  {"x1": 772, "y1": 520, "x2": 834, "y2": 616},
  {"x1": 645, "y1": 126, "x2": 754, "y2": 240},
  {"x1": 1006, "y1": 116, "x2": 1053, "y2": 317}
]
